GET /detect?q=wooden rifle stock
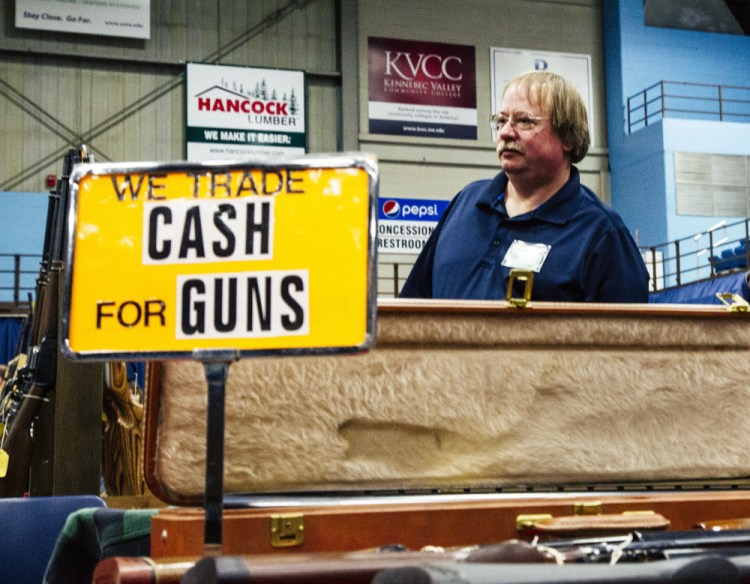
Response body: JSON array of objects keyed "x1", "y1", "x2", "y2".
[
  {"x1": 102, "y1": 361, "x2": 146, "y2": 496},
  {"x1": 0, "y1": 268, "x2": 59, "y2": 496}
]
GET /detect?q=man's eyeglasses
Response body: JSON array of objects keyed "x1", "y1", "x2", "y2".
[{"x1": 489, "y1": 113, "x2": 549, "y2": 139}]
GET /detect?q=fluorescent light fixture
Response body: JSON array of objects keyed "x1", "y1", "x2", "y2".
[
  {"x1": 709, "y1": 221, "x2": 727, "y2": 232},
  {"x1": 697, "y1": 249, "x2": 708, "y2": 256},
  {"x1": 715, "y1": 237, "x2": 729, "y2": 246}
]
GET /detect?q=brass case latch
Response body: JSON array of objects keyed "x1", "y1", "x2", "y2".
[
  {"x1": 516, "y1": 513, "x2": 553, "y2": 531},
  {"x1": 270, "y1": 513, "x2": 305, "y2": 547},
  {"x1": 573, "y1": 501, "x2": 603, "y2": 515},
  {"x1": 506, "y1": 269, "x2": 534, "y2": 308},
  {"x1": 716, "y1": 293, "x2": 749, "y2": 312}
]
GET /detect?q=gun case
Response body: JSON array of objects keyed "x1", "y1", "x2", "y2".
[{"x1": 143, "y1": 298, "x2": 750, "y2": 558}]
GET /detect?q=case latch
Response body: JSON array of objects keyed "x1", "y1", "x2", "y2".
[
  {"x1": 270, "y1": 513, "x2": 305, "y2": 547},
  {"x1": 516, "y1": 513, "x2": 553, "y2": 531},
  {"x1": 716, "y1": 293, "x2": 749, "y2": 312},
  {"x1": 573, "y1": 501, "x2": 603, "y2": 515},
  {"x1": 506, "y1": 269, "x2": 534, "y2": 308}
]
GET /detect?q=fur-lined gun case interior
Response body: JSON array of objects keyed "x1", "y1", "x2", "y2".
[{"x1": 143, "y1": 298, "x2": 750, "y2": 506}]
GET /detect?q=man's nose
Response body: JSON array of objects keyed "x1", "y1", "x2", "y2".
[{"x1": 498, "y1": 119, "x2": 518, "y2": 140}]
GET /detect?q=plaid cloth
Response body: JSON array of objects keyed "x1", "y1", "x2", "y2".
[{"x1": 44, "y1": 507, "x2": 157, "y2": 584}]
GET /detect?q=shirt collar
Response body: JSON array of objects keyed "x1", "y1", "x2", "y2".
[{"x1": 477, "y1": 167, "x2": 582, "y2": 225}]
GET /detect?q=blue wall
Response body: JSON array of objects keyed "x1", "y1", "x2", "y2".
[
  {"x1": 604, "y1": 0, "x2": 750, "y2": 247},
  {"x1": 0, "y1": 192, "x2": 48, "y2": 302},
  {"x1": 0, "y1": 192, "x2": 48, "y2": 254}
]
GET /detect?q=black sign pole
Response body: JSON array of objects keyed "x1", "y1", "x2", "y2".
[{"x1": 199, "y1": 351, "x2": 238, "y2": 556}]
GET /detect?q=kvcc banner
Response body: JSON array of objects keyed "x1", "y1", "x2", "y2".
[
  {"x1": 186, "y1": 62, "x2": 306, "y2": 162},
  {"x1": 368, "y1": 37, "x2": 477, "y2": 140},
  {"x1": 61, "y1": 155, "x2": 377, "y2": 360}
]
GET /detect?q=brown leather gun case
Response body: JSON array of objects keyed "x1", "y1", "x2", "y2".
[{"x1": 143, "y1": 298, "x2": 750, "y2": 557}]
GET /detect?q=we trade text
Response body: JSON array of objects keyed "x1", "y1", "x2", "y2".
[{"x1": 109, "y1": 169, "x2": 305, "y2": 201}]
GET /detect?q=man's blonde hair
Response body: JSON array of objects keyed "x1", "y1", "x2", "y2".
[{"x1": 502, "y1": 71, "x2": 590, "y2": 163}]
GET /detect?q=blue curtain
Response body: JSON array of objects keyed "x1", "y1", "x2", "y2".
[
  {"x1": 650, "y1": 272, "x2": 748, "y2": 305},
  {"x1": 0, "y1": 317, "x2": 23, "y2": 365}
]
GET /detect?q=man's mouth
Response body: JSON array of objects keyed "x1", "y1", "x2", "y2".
[{"x1": 498, "y1": 142, "x2": 524, "y2": 156}]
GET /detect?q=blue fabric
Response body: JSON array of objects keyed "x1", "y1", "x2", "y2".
[
  {"x1": 400, "y1": 168, "x2": 649, "y2": 302},
  {"x1": 650, "y1": 271, "x2": 750, "y2": 305},
  {"x1": 0, "y1": 317, "x2": 23, "y2": 365},
  {"x1": 0, "y1": 495, "x2": 106, "y2": 584},
  {"x1": 126, "y1": 361, "x2": 146, "y2": 389}
]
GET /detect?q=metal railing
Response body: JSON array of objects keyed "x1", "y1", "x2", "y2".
[
  {"x1": 627, "y1": 81, "x2": 750, "y2": 134},
  {"x1": 0, "y1": 254, "x2": 40, "y2": 307},
  {"x1": 377, "y1": 261, "x2": 414, "y2": 298},
  {"x1": 641, "y1": 218, "x2": 750, "y2": 293},
  {"x1": 6, "y1": 238, "x2": 745, "y2": 303},
  {"x1": 376, "y1": 219, "x2": 750, "y2": 296},
  {"x1": 2, "y1": 253, "x2": 415, "y2": 304}
]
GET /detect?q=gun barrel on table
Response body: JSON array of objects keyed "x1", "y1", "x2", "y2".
[{"x1": 87, "y1": 530, "x2": 750, "y2": 584}]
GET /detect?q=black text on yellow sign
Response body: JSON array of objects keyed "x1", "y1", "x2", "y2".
[{"x1": 64, "y1": 161, "x2": 373, "y2": 357}]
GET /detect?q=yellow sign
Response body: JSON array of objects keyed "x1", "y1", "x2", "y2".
[{"x1": 61, "y1": 155, "x2": 377, "y2": 359}]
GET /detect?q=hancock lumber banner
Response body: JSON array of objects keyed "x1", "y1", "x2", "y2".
[{"x1": 186, "y1": 62, "x2": 306, "y2": 162}]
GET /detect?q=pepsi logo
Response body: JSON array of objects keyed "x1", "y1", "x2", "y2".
[{"x1": 382, "y1": 200, "x2": 401, "y2": 217}]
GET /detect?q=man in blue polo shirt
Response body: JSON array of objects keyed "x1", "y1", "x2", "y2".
[{"x1": 400, "y1": 71, "x2": 649, "y2": 302}]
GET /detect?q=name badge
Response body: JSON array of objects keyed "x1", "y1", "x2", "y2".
[{"x1": 501, "y1": 239, "x2": 551, "y2": 272}]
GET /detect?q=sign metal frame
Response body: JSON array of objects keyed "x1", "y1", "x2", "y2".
[{"x1": 60, "y1": 153, "x2": 378, "y2": 362}]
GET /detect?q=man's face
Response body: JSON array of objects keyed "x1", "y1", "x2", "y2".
[{"x1": 495, "y1": 83, "x2": 571, "y2": 183}]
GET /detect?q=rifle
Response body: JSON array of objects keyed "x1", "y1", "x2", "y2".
[
  {"x1": 113, "y1": 539, "x2": 750, "y2": 584},
  {"x1": 85, "y1": 531, "x2": 750, "y2": 584},
  {"x1": 0, "y1": 145, "x2": 92, "y2": 496},
  {"x1": 0, "y1": 295, "x2": 32, "y2": 402},
  {"x1": 371, "y1": 555, "x2": 740, "y2": 584},
  {"x1": 537, "y1": 528, "x2": 750, "y2": 563}
]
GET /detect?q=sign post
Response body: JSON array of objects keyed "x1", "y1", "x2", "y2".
[{"x1": 61, "y1": 153, "x2": 378, "y2": 552}]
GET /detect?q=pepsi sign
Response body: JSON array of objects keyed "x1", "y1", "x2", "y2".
[
  {"x1": 378, "y1": 197, "x2": 449, "y2": 221},
  {"x1": 377, "y1": 197, "x2": 449, "y2": 254}
]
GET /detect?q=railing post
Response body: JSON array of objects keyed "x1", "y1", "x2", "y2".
[
  {"x1": 650, "y1": 246, "x2": 658, "y2": 292},
  {"x1": 627, "y1": 96, "x2": 631, "y2": 134},
  {"x1": 660, "y1": 81, "x2": 665, "y2": 120},
  {"x1": 709, "y1": 230, "x2": 715, "y2": 278},
  {"x1": 393, "y1": 264, "x2": 399, "y2": 298},
  {"x1": 13, "y1": 254, "x2": 21, "y2": 305},
  {"x1": 718, "y1": 85, "x2": 723, "y2": 121},
  {"x1": 674, "y1": 240, "x2": 681, "y2": 287},
  {"x1": 644, "y1": 89, "x2": 649, "y2": 127}
]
